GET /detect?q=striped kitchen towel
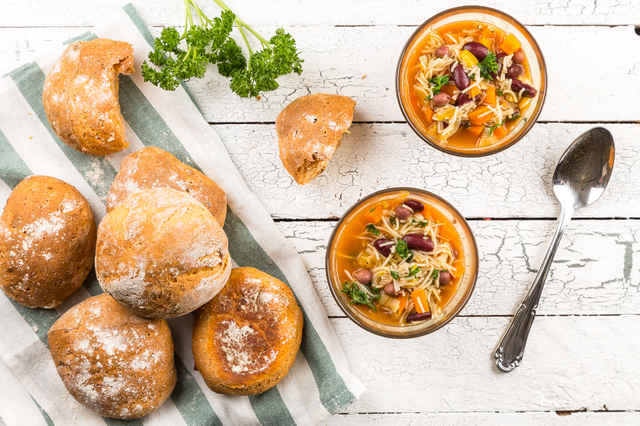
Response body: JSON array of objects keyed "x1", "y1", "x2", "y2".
[{"x1": 0, "y1": 3, "x2": 365, "y2": 425}]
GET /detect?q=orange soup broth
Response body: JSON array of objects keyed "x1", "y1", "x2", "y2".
[
  {"x1": 406, "y1": 20, "x2": 532, "y2": 150},
  {"x1": 336, "y1": 197, "x2": 465, "y2": 325}
]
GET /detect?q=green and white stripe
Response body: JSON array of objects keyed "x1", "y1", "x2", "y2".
[{"x1": 0, "y1": 4, "x2": 364, "y2": 425}]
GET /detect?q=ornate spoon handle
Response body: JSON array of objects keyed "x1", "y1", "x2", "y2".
[{"x1": 494, "y1": 206, "x2": 574, "y2": 372}]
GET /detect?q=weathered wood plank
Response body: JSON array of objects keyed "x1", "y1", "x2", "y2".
[
  {"x1": 276, "y1": 219, "x2": 640, "y2": 316},
  {"x1": 219, "y1": 123, "x2": 640, "y2": 219},
  {"x1": 1, "y1": 0, "x2": 639, "y2": 27},
  {"x1": 1, "y1": 25, "x2": 639, "y2": 122},
  {"x1": 325, "y1": 412, "x2": 640, "y2": 426},
  {"x1": 331, "y1": 315, "x2": 640, "y2": 413}
]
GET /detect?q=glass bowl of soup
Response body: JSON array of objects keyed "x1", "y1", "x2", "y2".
[
  {"x1": 396, "y1": 6, "x2": 547, "y2": 157},
  {"x1": 325, "y1": 188, "x2": 478, "y2": 338}
]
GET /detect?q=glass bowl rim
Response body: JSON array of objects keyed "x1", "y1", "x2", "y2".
[
  {"x1": 395, "y1": 5, "x2": 548, "y2": 157},
  {"x1": 325, "y1": 187, "x2": 479, "y2": 339}
]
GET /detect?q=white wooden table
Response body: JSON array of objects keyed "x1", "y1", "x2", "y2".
[{"x1": 2, "y1": 1, "x2": 640, "y2": 424}]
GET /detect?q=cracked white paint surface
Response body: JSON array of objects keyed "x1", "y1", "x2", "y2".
[
  {"x1": 220, "y1": 123, "x2": 640, "y2": 219},
  {"x1": 276, "y1": 220, "x2": 640, "y2": 317}
]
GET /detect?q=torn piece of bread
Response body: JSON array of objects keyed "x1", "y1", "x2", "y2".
[
  {"x1": 42, "y1": 38, "x2": 134, "y2": 156},
  {"x1": 276, "y1": 93, "x2": 356, "y2": 185}
]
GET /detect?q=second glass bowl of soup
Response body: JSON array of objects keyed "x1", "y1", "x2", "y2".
[
  {"x1": 396, "y1": 6, "x2": 547, "y2": 157},
  {"x1": 325, "y1": 188, "x2": 478, "y2": 338}
]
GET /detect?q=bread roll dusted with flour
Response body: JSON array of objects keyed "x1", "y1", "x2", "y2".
[
  {"x1": 0, "y1": 176, "x2": 96, "y2": 308},
  {"x1": 42, "y1": 38, "x2": 134, "y2": 156},
  {"x1": 96, "y1": 187, "x2": 231, "y2": 318},
  {"x1": 192, "y1": 267, "x2": 303, "y2": 395},
  {"x1": 48, "y1": 294, "x2": 176, "y2": 419},
  {"x1": 106, "y1": 146, "x2": 227, "y2": 226}
]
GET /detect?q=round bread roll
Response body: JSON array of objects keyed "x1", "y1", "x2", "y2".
[
  {"x1": 276, "y1": 93, "x2": 356, "y2": 185},
  {"x1": 96, "y1": 187, "x2": 231, "y2": 318},
  {"x1": 107, "y1": 146, "x2": 227, "y2": 226},
  {"x1": 192, "y1": 267, "x2": 303, "y2": 395},
  {"x1": 0, "y1": 176, "x2": 96, "y2": 308},
  {"x1": 42, "y1": 38, "x2": 134, "y2": 156},
  {"x1": 48, "y1": 294, "x2": 176, "y2": 419}
]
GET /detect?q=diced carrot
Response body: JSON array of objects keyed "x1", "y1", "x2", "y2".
[
  {"x1": 492, "y1": 125, "x2": 507, "y2": 139},
  {"x1": 364, "y1": 205, "x2": 383, "y2": 224},
  {"x1": 411, "y1": 289, "x2": 430, "y2": 314},
  {"x1": 466, "y1": 125, "x2": 484, "y2": 137},
  {"x1": 499, "y1": 33, "x2": 522, "y2": 55},
  {"x1": 440, "y1": 84, "x2": 457, "y2": 99},
  {"x1": 397, "y1": 294, "x2": 408, "y2": 314},
  {"x1": 468, "y1": 84, "x2": 481, "y2": 98},
  {"x1": 424, "y1": 107, "x2": 434, "y2": 125},
  {"x1": 484, "y1": 86, "x2": 496, "y2": 105},
  {"x1": 481, "y1": 26, "x2": 496, "y2": 39},
  {"x1": 478, "y1": 37, "x2": 492, "y2": 49},
  {"x1": 468, "y1": 106, "x2": 493, "y2": 126}
]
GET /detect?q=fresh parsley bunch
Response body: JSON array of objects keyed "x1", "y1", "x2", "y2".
[{"x1": 141, "y1": 0, "x2": 303, "y2": 98}]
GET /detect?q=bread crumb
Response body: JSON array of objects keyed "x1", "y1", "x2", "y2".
[{"x1": 361, "y1": 75, "x2": 366, "y2": 79}]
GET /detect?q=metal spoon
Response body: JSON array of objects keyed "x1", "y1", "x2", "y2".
[{"x1": 494, "y1": 127, "x2": 615, "y2": 372}]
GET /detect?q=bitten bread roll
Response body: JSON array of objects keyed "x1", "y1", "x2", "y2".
[
  {"x1": 0, "y1": 176, "x2": 96, "y2": 308},
  {"x1": 192, "y1": 267, "x2": 303, "y2": 395},
  {"x1": 42, "y1": 38, "x2": 134, "y2": 156},
  {"x1": 48, "y1": 294, "x2": 177, "y2": 420},
  {"x1": 276, "y1": 93, "x2": 356, "y2": 185},
  {"x1": 107, "y1": 146, "x2": 227, "y2": 226},
  {"x1": 96, "y1": 187, "x2": 231, "y2": 318}
]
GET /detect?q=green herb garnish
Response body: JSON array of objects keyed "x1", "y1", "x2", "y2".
[
  {"x1": 141, "y1": 0, "x2": 303, "y2": 97},
  {"x1": 390, "y1": 270, "x2": 399, "y2": 280},
  {"x1": 431, "y1": 269, "x2": 442, "y2": 279},
  {"x1": 341, "y1": 281, "x2": 380, "y2": 312},
  {"x1": 469, "y1": 73, "x2": 476, "y2": 79},
  {"x1": 478, "y1": 51, "x2": 499, "y2": 81},
  {"x1": 489, "y1": 119, "x2": 506, "y2": 135},
  {"x1": 496, "y1": 89, "x2": 504, "y2": 96},
  {"x1": 510, "y1": 114, "x2": 521, "y2": 121},
  {"x1": 389, "y1": 218, "x2": 397, "y2": 227},
  {"x1": 408, "y1": 265, "x2": 420, "y2": 278},
  {"x1": 428, "y1": 75, "x2": 450, "y2": 95},
  {"x1": 412, "y1": 219, "x2": 428, "y2": 227},
  {"x1": 395, "y1": 239, "x2": 411, "y2": 259},
  {"x1": 365, "y1": 224, "x2": 381, "y2": 236}
]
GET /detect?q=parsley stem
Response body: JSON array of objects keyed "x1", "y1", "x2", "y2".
[{"x1": 210, "y1": 0, "x2": 271, "y2": 46}]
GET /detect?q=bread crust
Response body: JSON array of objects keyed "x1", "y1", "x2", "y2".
[
  {"x1": 0, "y1": 176, "x2": 96, "y2": 308},
  {"x1": 106, "y1": 146, "x2": 227, "y2": 226},
  {"x1": 192, "y1": 267, "x2": 303, "y2": 395},
  {"x1": 42, "y1": 38, "x2": 134, "y2": 156},
  {"x1": 276, "y1": 93, "x2": 356, "y2": 185},
  {"x1": 96, "y1": 187, "x2": 231, "y2": 318},
  {"x1": 48, "y1": 294, "x2": 177, "y2": 419}
]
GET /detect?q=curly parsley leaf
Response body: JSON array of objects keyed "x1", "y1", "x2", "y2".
[
  {"x1": 365, "y1": 224, "x2": 381, "y2": 236},
  {"x1": 341, "y1": 281, "x2": 380, "y2": 312},
  {"x1": 142, "y1": 0, "x2": 303, "y2": 98},
  {"x1": 390, "y1": 270, "x2": 399, "y2": 280},
  {"x1": 478, "y1": 51, "x2": 499, "y2": 81},
  {"x1": 408, "y1": 265, "x2": 420, "y2": 278},
  {"x1": 428, "y1": 75, "x2": 450, "y2": 95},
  {"x1": 395, "y1": 239, "x2": 411, "y2": 259}
]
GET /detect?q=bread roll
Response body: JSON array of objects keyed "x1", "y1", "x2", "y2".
[
  {"x1": 192, "y1": 267, "x2": 303, "y2": 395},
  {"x1": 96, "y1": 187, "x2": 231, "y2": 318},
  {"x1": 107, "y1": 146, "x2": 227, "y2": 226},
  {"x1": 48, "y1": 294, "x2": 176, "y2": 420},
  {"x1": 42, "y1": 38, "x2": 134, "y2": 156},
  {"x1": 0, "y1": 176, "x2": 96, "y2": 308},
  {"x1": 276, "y1": 93, "x2": 356, "y2": 185}
]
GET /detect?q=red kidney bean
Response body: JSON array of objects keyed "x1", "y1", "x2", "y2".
[
  {"x1": 354, "y1": 269, "x2": 373, "y2": 285},
  {"x1": 374, "y1": 239, "x2": 395, "y2": 257},
  {"x1": 456, "y1": 93, "x2": 471, "y2": 106},
  {"x1": 435, "y1": 45, "x2": 450, "y2": 58},
  {"x1": 512, "y1": 49, "x2": 525, "y2": 64},
  {"x1": 395, "y1": 205, "x2": 411, "y2": 220},
  {"x1": 450, "y1": 64, "x2": 470, "y2": 90},
  {"x1": 462, "y1": 42, "x2": 488, "y2": 61},
  {"x1": 384, "y1": 283, "x2": 399, "y2": 297},
  {"x1": 439, "y1": 270, "x2": 452, "y2": 285},
  {"x1": 402, "y1": 199, "x2": 424, "y2": 212},
  {"x1": 507, "y1": 64, "x2": 523, "y2": 79},
  {"x1": 407, "y1": 311, "x2": 432, "y2": 322},
  {"x1": 511, "y1": 79, "x2": 537, "y2": 97},
  {"x1": 432, "y1": 93, "x2": 450, "y2": 107},
  {"x1": 402, "y1": 234, "x2": 434, "y2": 252}
]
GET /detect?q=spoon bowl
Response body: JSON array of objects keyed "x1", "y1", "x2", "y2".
[{"x1": 494, "y1": 127, "x2": 615, "y2": 372}]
